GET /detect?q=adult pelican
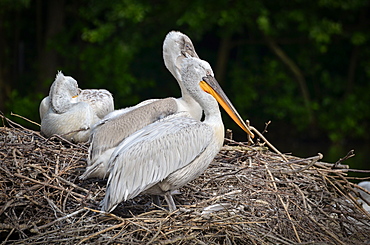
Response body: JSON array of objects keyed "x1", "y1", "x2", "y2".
[
  {"x1": 80, "y1": 31, "x2": 202, "y2": 179},
  {"x1": 101, "y1": 57, "x2": 254, "y2": 212},
  {"x1": 39, "y1": 71, "x2": 114, "y2": 143}
]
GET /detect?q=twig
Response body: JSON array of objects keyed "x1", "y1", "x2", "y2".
[
  {"x1": 161, "y1": 235, "x2": 198, "y2": 245},
  {"x1": 78, "y1": 220, "x2": 128, "y2": 244},
  {"x1": 314, "y1": 161, "x2": 349, "y2": 169},
  {"x1": 250, "y1": 126, "x2": 288, "y2": 162},
  {"x1": 13, "y1": 173, "x2": 85, "y2": 200},
  {"x1": 265, "y1": 165, "x2": 301, "y2": 243},
  {"x1": 10, "y1": 112, "x2": 41, "y2": 127},
  {"x1": 188, "y1": 190, "x2": 242, "y2": 208},
  {"x1": 55, "y1": 175, "x2": 91, "y2": 194},
  {"x1": 333, "y1": 150, "x2": 355, "y2": 169},
  {"x1": 262, "y1": 120, "x2": 271, "y2": 134},
  {"x1": 1, "y1": 114, "x2": 32, "y2": 130},
  {"x1": 246, "y1": 120, "x2": 254, "y2": 145},
  {"x1": 46, "y1": 134, "x2": 88, "y2": 150},
  {"x1": 31, "y1": 208, "x2": 86, "y2": 233},
  {"x1": 1, "y1": 114, "x2": 369, "y2": 244},
  {"x1": 278, "y1": 153, "x2": 323, "y2": 174},
  {"x1": 307, "y1": 215, "x2": 346, "y2": 245}
]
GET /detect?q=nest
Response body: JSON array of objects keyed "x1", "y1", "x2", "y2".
[{"x1": 1, "y1": 114, "x2": 370, "y2": 244}]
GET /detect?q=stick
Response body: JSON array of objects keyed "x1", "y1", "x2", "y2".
[
  {"x1": 250, "y1": 126, "x2": 288, "y2": 162},
  {"x1": 333, "y1": 150, "x2": 355, "y2": 169},
  {"x1": 14, "y1": 173, "x2": 85, "y2": 200},
  {"x1": 31, "y1": 208, "x2": 86, "y2": 233},
  {"x1": 11, "y1": 112, "x2": 41, "y2": 127},
  {"x1": 78, "y1": 220, "x2": 127, "y2": 244},
  {"x1": 278, "y1": 153, "x2": 323, "y2": 174},
  {"x1": 265, "y1": 165, "x2": 301, "y2": 243}
]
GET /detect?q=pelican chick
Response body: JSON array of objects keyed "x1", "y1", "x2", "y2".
[
  {"x1": 101, "y1": 57, "x2": 254, "y2": 212},
  {"x1": 39, "y1": 71, "x2": 114, "y2": 142},
  {"x1": 80, "y1": 30, "x2": 201, "y2": 179}
]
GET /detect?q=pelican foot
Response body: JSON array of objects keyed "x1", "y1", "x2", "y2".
[
  {"x1": 152, "y1": 195, "x2": 161, "y2": 207},
  {"x1": 164, "y1": 191, "x2": 177, "y2": 212}
]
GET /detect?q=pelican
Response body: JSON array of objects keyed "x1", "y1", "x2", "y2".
[
  {"x1": 39, "y1": 71, "x2": 114, "y2": 142},
  {"x1": 101, "y1": 57, "x2": 254, "y2": 212},
  {"x1": 80, "y1": 31, "x2": 202, "y2": 179}
]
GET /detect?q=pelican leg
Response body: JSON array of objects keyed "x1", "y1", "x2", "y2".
[
  {"x1": 164, "y1": 191, "x2": 177, "y2": 211},
  {"x1": 152, "y1": 195, "x2": 161, "y2": 207}
]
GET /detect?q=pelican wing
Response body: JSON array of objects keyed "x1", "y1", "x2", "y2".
[
  {"x1": 88, "y1": 98, "x2": 178, "y2": 164},
  {"x1": 101, "y1": 114, "x2": 213, "y2": 212},
  {"x1": 77, "y1": 89, "x2": 114, "y2": 119},
  {"x1": 39, "y1": 96, "x2": 50, "y2": 120},
  {"x1": 40, "y1": 101, "x2": 97, "y2": 142},
  {"x1": 100, "y1": 99, "x2": 159, "y2": 122}
]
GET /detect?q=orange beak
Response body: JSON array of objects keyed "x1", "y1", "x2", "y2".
[{"x1": 200, "y1": 76, "x2": 254, "y2": 138}]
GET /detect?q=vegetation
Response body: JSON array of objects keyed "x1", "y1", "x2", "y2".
[{"x1": 0, "y1": 0, "x2": 369, "y2": 144}]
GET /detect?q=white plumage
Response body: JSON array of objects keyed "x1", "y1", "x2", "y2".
[
  {"x1": 101, "y1": 57, "x2": 253, "y2": 212},
  {"x1": 357, "y1": 181, "x2": 370, "y2": 213},
  {"x1": 39, "y1": 72, "x2": 114, "y2": 142},
  {"x1": 80, "y1": 31, "x2": 201, "y2": 179}
]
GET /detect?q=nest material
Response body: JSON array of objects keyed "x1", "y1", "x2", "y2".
[{"x1": 1, "y1": 115, "x2": 370, "y2": 245}]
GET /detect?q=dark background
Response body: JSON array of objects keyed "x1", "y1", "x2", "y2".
[{"x1": 0, "y1": 0, "x2": 369, "y2": 176}]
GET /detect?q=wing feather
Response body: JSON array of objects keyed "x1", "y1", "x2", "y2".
[
  {"x1": 88, "y1": 98, "x2": 178, "y2": 166},
  {"x1": 78, "y1": 89, "x2": 114, "y2": 119},
  {"x1": 101, "y1": 115, "x2": 212, "y2": 211}
]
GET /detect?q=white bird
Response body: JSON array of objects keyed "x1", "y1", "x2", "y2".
[
  {"x1": 101, "y1": 57, "x2": 254, "y2": 212},
  {"x1": 80, "y1": 31, "x2": 202, "y2": 179},
  {"x1": 39, "y1": 72, "x2": 114, "y2": 143}
]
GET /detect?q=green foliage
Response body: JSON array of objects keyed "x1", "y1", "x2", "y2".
[
  {"x1": 319, "y1": 88, "x2": 369, "y2": 142},
  {"x1": 351, "y1": 32, "x2": 368, "y2": 46},
  {"x1": 257, "y1": 13, "x2": 271, "y2": 35},
  {"x1": 229, "y1": 56, "x2": 312, "y2": 133},
  {"x1": 5, "y1": 90, "x2": 43, "y2": 129},
  {"x1": 0, "y1": 0, "x2": 29, "y2": 11},
  {"x1": 309, "y1": 19, "x2": 342, "y2": 53},
  {"x1": 318, "y1": 0, "x2": 369, "y2": 10},
  {"x1": 0, "y1": 0, "x2": 369, "y2": 144}
]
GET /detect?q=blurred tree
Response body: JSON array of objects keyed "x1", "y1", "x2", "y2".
[
  {"x1": 0, "y1": 0, "x2": 369, "y2": 144},
  {"x1": 0, "y1": 0, "x2": 30, "y2": 112},
  {"x1": 36, "y1": 0, "x2": 65, "y2": 94}
]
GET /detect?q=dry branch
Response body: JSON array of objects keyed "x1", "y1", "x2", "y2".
[{"x1": 0, "y1": 114, "x2": 369, "y2": 244}]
